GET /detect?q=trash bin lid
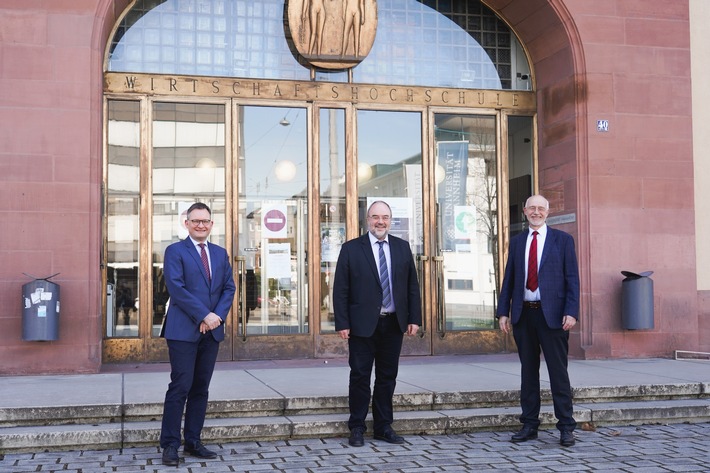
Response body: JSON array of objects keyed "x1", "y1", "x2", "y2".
[{"x1": 621, "y1": 270, "x2": 653, "y2": 279}]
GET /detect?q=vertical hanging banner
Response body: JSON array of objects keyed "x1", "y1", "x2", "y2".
[
  {"x1": 437, "y1": 141, "x2": 469, "y2": 251},
  {"x1": 262, "y1": 204, "x2": 288, "y2": 239}
]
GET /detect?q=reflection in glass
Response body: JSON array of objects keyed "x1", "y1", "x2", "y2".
[
  {"x1": 507, "y1": 116, "x2": 534, "y2": 238},
  {"x1": 434, "y1": 114, "x2": 497, "y2": 330},
  {"x1": 238, "y1": 106, "x2": 309, "y2": 335},
  {"x1": 357, "y1": 109, "x2": 423, "y2": 267},
  {"x1": 106, "y1": 100, "x2": 141, "y2": 338},
  {"x1": 107, "y1": 0, "x2": 531, "y2": 91},
  {"x1": 319, "y1": 109, "x2": 346, "y2": 333},
  {"x1": 151, "y1": 102, "x2": 227, "y2": 337}
]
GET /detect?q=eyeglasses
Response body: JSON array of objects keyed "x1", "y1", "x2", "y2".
[
  {"x1": 188, "y1": 219, "x2": 212, "y2": 226},
  {"x1": 525, "y1": 206, "x2": 548, "y2": 213},
  {"x1": 368, "y1": 215, "x2": 391, "y2": 221}
]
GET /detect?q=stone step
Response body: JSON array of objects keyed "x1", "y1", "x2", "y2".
[
  {"x1": 1, "y1": 382, "x2": 705, "y2": 428},
  {"x1": 2, "y1": 399, "x2": 710, "y2": 453}
]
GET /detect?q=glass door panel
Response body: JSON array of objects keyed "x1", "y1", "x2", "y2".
[
  {"x1": 151, "y1": 102, "x2": 227, "y2": 341},
  {"x1": 433, "y1": 114, "x2": 498, "y2": 350},
  {"x1": 235, "y1": 105, "x2": 309, "y2": 350},
  {"x1": 356, "y1": 109, "x2": 429, "y2": 355},
  {"x1": 319, "y1": 108, "x2": 346, "y2": 334},
  {"x1": 106, "y1": 100, "x2": 141, "y2": 339}
]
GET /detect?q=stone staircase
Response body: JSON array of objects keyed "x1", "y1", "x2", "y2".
[{"x1": 2, "y1": 373, "x2": 709, "y2": 453}]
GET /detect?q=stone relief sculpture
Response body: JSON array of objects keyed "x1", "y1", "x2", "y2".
[{"x1": 288, "y1": 0, "x2": 377, "y2": 69}]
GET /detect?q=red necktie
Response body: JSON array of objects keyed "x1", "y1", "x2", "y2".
[
  {"x1": 526, "y1": 231, "x2": 538, "y2": 291},
  {"x1": 199, "y1": 243, "x2": 211, "y2": 283}
]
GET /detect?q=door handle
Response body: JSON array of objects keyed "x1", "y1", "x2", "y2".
[
  {"x1": 433, "y1": 256, "x2": 446, "y2": 338},
  {"x1": 235, "y1": 256, "x2": 247, "y2": 341},
  {"x1": 416, "y1": 255, "x2": 428, "y2": 338}
]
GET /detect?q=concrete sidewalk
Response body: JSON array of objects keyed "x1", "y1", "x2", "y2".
[
  {"x1": 2, "y1": 354, "x2": 709, "y2": 410},
  {"x1": 1, "y1": 354, "x2": 709, "y2": 453}
]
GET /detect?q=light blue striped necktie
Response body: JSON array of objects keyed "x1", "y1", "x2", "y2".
[{"x1": 377, "y1": 241, "x2": 391, "y2": 308}]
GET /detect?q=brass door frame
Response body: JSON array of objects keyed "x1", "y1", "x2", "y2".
[{"x1": 102, "y1": 75, "x2": 537, "y2": 363}]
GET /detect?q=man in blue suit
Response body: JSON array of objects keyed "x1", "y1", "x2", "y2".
[
  {"x1": 333, "y1": 200, "x2": 422, "y2": 447},
  {"x1": 497, "y1": 194, "x2": 580, "y2": 447},
  {"x1": 160, "y1": 202, "x2": 235, "y2": 466}
]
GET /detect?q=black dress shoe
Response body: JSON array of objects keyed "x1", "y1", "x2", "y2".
[
  {"x1": 161, "y1": 445, "x2": 180, "y2": 466},
  {"x1": 374, "y1": 429, "x2": 405, "y2": 445},
  {"x1": 184, "y1": 441, "x2": 218, "y2": 459},
  {"x1": 349, "y1": 427, "x2": 365, "y2": 447},
  {"x1": 511, "y1": 426, "x2": 538, "y2": 443},
  {"x1": 560, "y1": 430, "x2": 575, "y2": 447}
]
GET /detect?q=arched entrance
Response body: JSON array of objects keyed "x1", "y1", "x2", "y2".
[{"x1": 99, "y1": 0, "x2": 585, "y2": 363}]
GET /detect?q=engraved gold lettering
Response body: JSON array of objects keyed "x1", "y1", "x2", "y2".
[
  {"x1": 477, "y1": 93, "x2": 485, "y2": 105},
  {"x1": 389, "y1": 89, "x2": 397, "y2": 101},
  {"x1": 212, "y1": 81, "x2": 220, "y2": 93},
  {"x1": 497, "y1": 93, "x2": 503, "y2": 106},
  {"x1": 351, "y1": 87, "x2": 359, "y2": 100},
  {"x1": 191, "y1": 79, "x2": 198, "y2": 93},
  {"x1": 150, "y1": 77, "x2": 155, "y2": 91},
  {"x1": 294, "y1": 83, "x2": 302, "y2": 97},
  {"x1": 331, "y1": 86, "x2": 339, "y2": 99},
  {"x1": 441, "y1": 91, "x2": 449, "y2": 103},
  {"x1": 406, "y1": 89, "x2": 414, "y2": 102},
  {"x1": 253, "y1": 83, "x2": 260, "y2": 95},
  {"x1": 513, "y1": 93, "x2": 519, "y2": 106},
  {"x1": 232, "y1": 82, "x2": 241, "y2": 95},
  {"x1": 458, "y1": 91, "x2": 466, "y2": 104},
  {"x1": 369, "y1": 88, "x2": 378, "y2": 100},
  {"x1": 425, "y1": 89, "x2": 432, "y2": 102},
  {"x1": 169, "y1": 78, "x2": 177, "y2": 92},
  {"x1": 274, "y1": 84, "x2": 282, "y2": 97}
]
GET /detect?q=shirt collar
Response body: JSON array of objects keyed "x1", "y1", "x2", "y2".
[
  {"x1": 529, "y1": 224, "x2": 547, "y2": 238},
  {"x1": 368, "y1": 232, "x2": 389, "y2": 246}
]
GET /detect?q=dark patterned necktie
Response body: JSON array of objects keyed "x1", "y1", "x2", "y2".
[
  {"x1": 526, "y1": 231, "x2": 538, "y2": 291},
  {"x1": 377, "y1": 241, "x2": 392, "y2": 308},
  {"x1": 199, "y1": 243, "x2": 211, "y2": 283}
]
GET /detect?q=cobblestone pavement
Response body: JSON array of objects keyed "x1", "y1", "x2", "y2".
[{"x1": 2, "y1": 423, "x2": 710, "y2": 472}]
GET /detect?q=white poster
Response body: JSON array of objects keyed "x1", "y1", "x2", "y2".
[
  {"x1": 366, "y1": 196, "x2": 414, "y2": 247},
  {"x1": 266, "y1": 242, "x2": 292, "y2": 279}
]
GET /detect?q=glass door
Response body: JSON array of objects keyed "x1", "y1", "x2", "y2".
[
  {"x1": 429, "y1": 112, "x2": 504, "y2": 354},
  {"x1": 232, "y1": 105, "x2": 312, "y2": 359}
]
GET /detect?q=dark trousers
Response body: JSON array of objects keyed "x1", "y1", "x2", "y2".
[
  {"x1": 347, "y1": 314, "x2": 404, "y2": 434},
  {"x1": 160, "y1": 335, "x2": 220, "y2": 448},
  {"x1": 512, "y1": 306, "x2": 576, "y2": 432}
]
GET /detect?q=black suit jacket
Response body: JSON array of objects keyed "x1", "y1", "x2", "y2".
[{"x1": 333, "y1": 233, "x2": 422, "y2": 337}]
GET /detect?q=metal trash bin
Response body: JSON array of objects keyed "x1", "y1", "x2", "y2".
[
  {"x1": 621, "y1": 270, "x2": 654, "y2": 330},
  {"x1": 22, "y1": 273, "x2": 60, "y2": 341}
]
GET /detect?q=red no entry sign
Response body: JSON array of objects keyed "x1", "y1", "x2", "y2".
[{"x1": 264, "y1": 208, "x2": 286, "y2": 232}]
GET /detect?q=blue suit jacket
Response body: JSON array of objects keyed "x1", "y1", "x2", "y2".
[
  {"x1": 497, "y1": 227, "x2": 580, "y2": 329},
  {"x1": 333, "y1": 233, "x2": 422, "y2": 337},
  {"x1": 163, "y1": 238, "x2": 236, "y2": 342}
]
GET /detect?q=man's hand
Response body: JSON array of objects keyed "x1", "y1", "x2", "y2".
[
  {"x1": 498, "y1": 316, "x2": 510, "y2": 334},
  {"x1": 338, "y1": 329, "x2": 350, "y2": 340},
  {"x1": 406, "y1": 324, "x2": 419, "y2": 336},
  {"x1": 562, "y1": 315, "x2": 576, "y2": 331},
  {"x1": 202, "y1": 312, "x2": 222, "y2": 332}
]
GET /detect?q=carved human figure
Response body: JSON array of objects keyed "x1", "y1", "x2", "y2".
[
  {"x1": 302, "y1": 0, "x2": 327, "y2": 56},
  {"x1": 342, "y1": 0, "x2": 366, "y2": 57}
]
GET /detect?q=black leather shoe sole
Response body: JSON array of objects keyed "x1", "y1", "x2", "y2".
[
  {"x1": 349, "y1": 430, "x2": 365, "y2": 447},
  {"x1": 373, "y1": 432, "x2": 405, "y2": 444},
  {"x1": 511, "y1": 430, "x2": 538, "y2": 443},
  {"x1": 184, "y1": 449, "x2": 217, "y2": 459},
  {"x1": 560, "y1": 432, "x2": 576, "y2": 447}
]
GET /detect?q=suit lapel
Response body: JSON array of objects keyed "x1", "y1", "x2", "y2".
[
  {"x1": 539, "y1": 228, "x2": 555, "y2": 270},
  {"x1": 359, "y1": 234, "x2": 380, "y2": 281}
]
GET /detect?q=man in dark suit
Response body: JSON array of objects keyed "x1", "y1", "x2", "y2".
[
  {"x1": 333, "y1": 200, "x2": 422, "y2": 447},
  {"x1": 160, "y1": 202, "x2": 236, "y2": 466},
  {"x1": 497, "y1": 194, "x2": 580, "y2": 447}
]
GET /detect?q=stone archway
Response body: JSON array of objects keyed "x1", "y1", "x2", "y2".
[{"x1": 484, "y1": 0, "x2": 592, "y2": 357}]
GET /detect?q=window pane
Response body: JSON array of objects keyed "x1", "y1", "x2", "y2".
[
  {"x1": 434, "y1": 113, "x2": 497, "y2": 331},
  {"x1": 319, "y1": 109, "x2": 346, "y2": 333},
  {"x1": 152, "y1": 102, "x2": 227, "y2": 337},
  {"x1": 507, "y1": 116, "x2": 534, "y2": 238},
  {"x1": 106, "y1": 100, "x2": 141, "y2": 338}
]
